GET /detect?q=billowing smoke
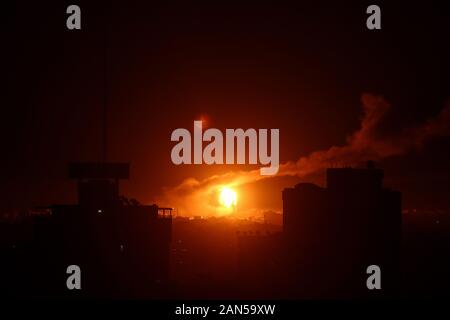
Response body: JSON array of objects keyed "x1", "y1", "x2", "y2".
[{"x1": 158, "y1": 94, "x2": 450, "y2": 217}]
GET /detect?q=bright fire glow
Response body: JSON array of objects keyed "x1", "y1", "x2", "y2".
[{"x1": 219, "y1": 187, "x2": 237, "y2": 209}]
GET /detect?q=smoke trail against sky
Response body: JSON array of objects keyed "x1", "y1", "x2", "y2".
[{"x1": 159, "y1": 94, "x2": 450, "y2": 217}]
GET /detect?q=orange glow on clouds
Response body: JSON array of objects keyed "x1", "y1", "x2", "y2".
[{"x1": 158, "y1": 95, "x2": 450, "y2": 218}]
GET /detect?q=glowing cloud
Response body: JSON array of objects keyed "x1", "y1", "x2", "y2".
[{"x1": 158, "y1": 94, "x2": 450, "y2": 217}]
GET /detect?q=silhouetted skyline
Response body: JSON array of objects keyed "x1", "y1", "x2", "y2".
[{"x1": 2, "y1": 0, "x2": 450, "y2": 301}]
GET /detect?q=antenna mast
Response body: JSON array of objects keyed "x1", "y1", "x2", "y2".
[{"x1": 102, "y1": 4, "x2": 108, "y2": 163}]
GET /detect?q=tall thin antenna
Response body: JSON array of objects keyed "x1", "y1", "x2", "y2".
[{"x1": 102, "y1": 4, "x2": 108, "y2": 163}]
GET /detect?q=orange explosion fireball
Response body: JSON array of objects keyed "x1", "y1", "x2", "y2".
[{"x1": 219, "y1": 187, "x2": 237, "y2": 209}]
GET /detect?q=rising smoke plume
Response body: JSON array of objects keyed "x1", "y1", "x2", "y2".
[{"x1": 158, "y1": 94, "x2": 450, "y2": 217}]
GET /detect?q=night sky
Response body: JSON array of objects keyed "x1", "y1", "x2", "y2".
[{"x1": 3, "y1": 1, "x2": 450, "y2": 215}]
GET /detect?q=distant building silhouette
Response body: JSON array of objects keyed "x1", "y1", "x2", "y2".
[
  {"x1": 3, "y1": 162, "x2": 172, "y2": 299},
  {"x1": 238, "y1": 163, "x2": 401, "y2": 299},
  {"x1": 263, "y1": 211, "x2": 283, "y2": 226}
]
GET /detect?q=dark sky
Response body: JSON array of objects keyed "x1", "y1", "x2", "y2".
[{"x1": 3, "y1": 1, "x2": 450, "y2": 213}]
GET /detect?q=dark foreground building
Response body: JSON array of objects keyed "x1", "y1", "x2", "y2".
[
  {"x1": 238, "y1": 163, "x2": 401, "y2": 299},
  {"x1": 2, "y1": 162, "x2": 172, "y2": 299}
]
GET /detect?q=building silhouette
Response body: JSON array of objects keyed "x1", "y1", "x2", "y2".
[
  {"x1": 1, "y1": 162, "x2": 405, "y2": 299},
  {"x1": 3, "y1": 162, "x2": 172, "y2": 299},
  {"x1": 238, "y1": 162, "x2": 401, "y2": 299}
]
